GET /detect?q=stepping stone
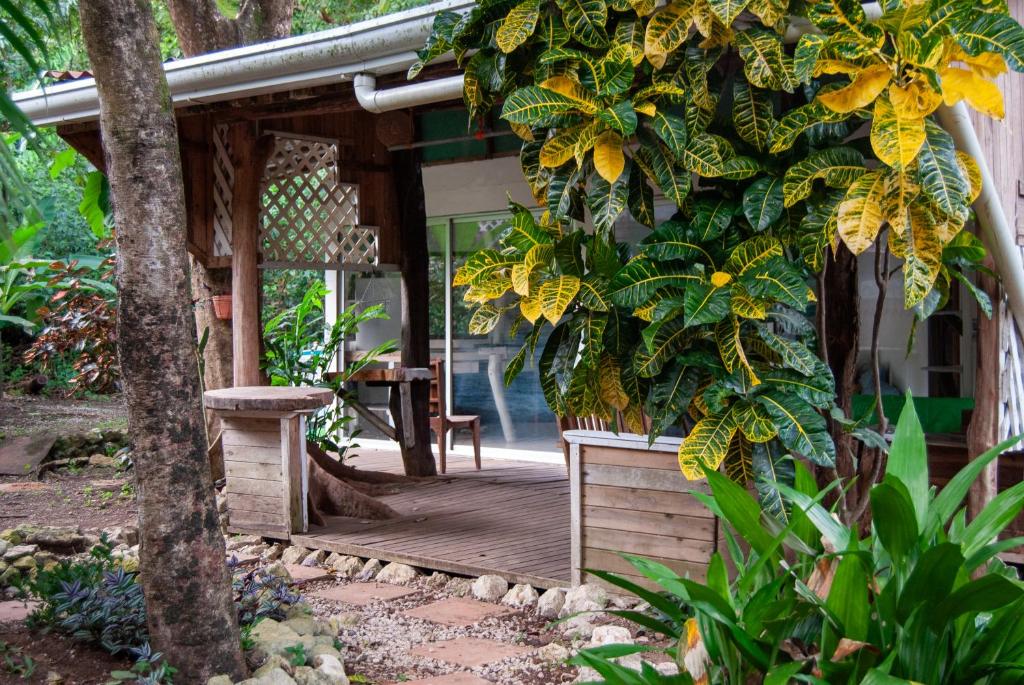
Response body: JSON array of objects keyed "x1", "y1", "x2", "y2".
[
  {"x1": 410, "y1": 637, "x2": 534, "y2": 668},
  {"x1": 227, "y1": 552, "x2": 259, "y2": 566},
  {"x1": 398, "y1": 673, "x2": 493, "y2": 684},
  {"x1": 285, "y1": 564, "x2": 332, "y2": 584},
  {"x1": 309, "y1": 582, "x2": 417, "y2": 606},
  {"x1": 0, "y1": 434, "x2": 56, "y2": 475},
  {"x1": 0, "y1": 600, "x2": 38, "y2": 623},
  {"x1": 404, "y1": 597, "x2": 513, "y2": 627}
]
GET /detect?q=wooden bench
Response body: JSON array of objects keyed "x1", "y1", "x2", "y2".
[{"x1": 205, "y1": 386, "x2": 334, "y2": 540}]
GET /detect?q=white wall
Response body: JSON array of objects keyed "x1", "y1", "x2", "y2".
[{"x1": 423, "y1": 157, "x2": 535, "y2": 217}]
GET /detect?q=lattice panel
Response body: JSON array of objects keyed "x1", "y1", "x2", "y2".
[
  {"x1": 212, "y1": 124, "x2": 233, "y2": 257},
  {"x1": 259, "y1": 134, "x2": 378, "y2": 268}
]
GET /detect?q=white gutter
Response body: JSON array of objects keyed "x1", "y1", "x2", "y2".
[
  {"x1": 353, "y1": 73, "x2": 465, "y2": 113},
  {"x1": 935, "y1": 103, "x2": 1024, "y2": 334},
  {"x1": 12, "y1": 0, "x2": 475, "y2": 125}
]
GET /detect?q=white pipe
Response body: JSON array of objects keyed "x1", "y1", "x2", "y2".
[
  {"x1": 353, "y1": 73, "x2": 465, "y2": 113},
  {"x1": 12, "y1": 0, "x2": 475, "y2": 125},
  {"x1": 935, "y1": 103, "x2": 1024, "y2": 335}
]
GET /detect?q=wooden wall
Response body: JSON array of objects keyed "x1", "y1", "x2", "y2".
[{"x1": 567, "y1": 432, "x2": 718, "y2": 590}]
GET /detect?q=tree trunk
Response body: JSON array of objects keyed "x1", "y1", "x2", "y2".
[
  {"x1": 191, "y1": 257, "x2": 232, "y2": 480},
  {"x1": 78, "y1": 1, "x2": 245, "y2": 680},
  {"x1": 165, "y1": 0, "x2": 294, "y2": 55},
  {"x1": 967, "y1": 267, "x2": 1001, "y2": 520},
  {"x1": 822, "y1": 245, "x2": 860, "y2": 518},
  {"x1": 392, "y1": 149, "x2": 437, "y2": 477}
]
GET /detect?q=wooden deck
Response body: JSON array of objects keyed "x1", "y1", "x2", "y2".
[{"x1": 291, "y1": 449, "x2": 571, "y2": 588}]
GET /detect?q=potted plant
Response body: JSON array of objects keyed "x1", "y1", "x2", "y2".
[{"x1": 211, "y1": 293, "x2": 232, "y2": 320}]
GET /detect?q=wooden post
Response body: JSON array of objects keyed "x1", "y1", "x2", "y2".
[
  {"x1": 229, "y1": 124, "x2": 268, "y2": 387},
  {"x1": 967, "y1": 267, "x2": 1001, "y2": 520},
  {"x1": 392, "y1": 147, "x2": 438, "y2": 477}
]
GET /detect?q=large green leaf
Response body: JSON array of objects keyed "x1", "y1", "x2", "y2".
[
  {"x1": 916, "y1": 119, "x2": 969, "y2": 217},
  {"x1": 496, "y1": 0, "x2": 542, "y2": 53},
  {"x1": 640, "y1": 220, "x2": 709, "y2": 261},
  {"x1": 557, "y1": 0, "x2": 609, "y2": 47},
  {"x1": 652, "y1": 111, "x2": 688, "y2": 157},
  {"x1": 596, "y1": 99, "x2": 638, "y2": 134},
  {"x1": 501, "y1": 85, "x2": 582, "y2": 125},
  {"x1": 957, "y1": 12, "x2": 1024, "y2": 73},
  {"x1": 707, "y1": 0, "x2": 751, "y2": 25},
  {"x1": 610, "y1": 258, "x2": 701, "y2": 307},
  {"x1": 756, "y1": 325, "x2": 822, "y2": 376},
  {"x1": 634, "y1": 142, "x2": 691, "y2": 205},
  {"x1": 644, "y1": 0, "x2": 695, "y2": 69},
  {"x1": 761, "y1": 369, "x2": 835, "y2": 407},
  {"x1": 871, "y1": 480, "x2": 919, "y2": 563},
  {"x1": 587, "y1": 167, "x2": 630, "y2": 233},
  {"x1": 627, "y1": 160, "x2": 656, "y2": 228},
  {"x1": 636, "y1": 318, "x2": 692, "y2": 376},
  {"x1": 681, "y1": 133, "x2": 733, "y2": 177},
  {"x1": 783, "y1": 146, "x2": 866, "y2": 207},
  {"x1": 453, "y1": 249, "x2": 520, "y2": 286},
  {"x1": 732, "y1": 79, "x2": 774, "y2": 152},
  {"x1": 886, "y1": 392, "x2": 929, "y2": 527},
  {"x1": 742, "y1": 176, "x2": 784, "y2": 232},
  {"x1": 961, "y1": 480, "x2": 1024, "y2": 559},
  {"x1": 683, "y1": 280, "x2": 731, "y2": 327},
  {"x1": 691, "y1": 196, "x2": 737, "y2": 242},
  {"x1": 769, "y1": 101, "x2": 848, "y2": 153},
  {"x1": 797, "y1": 189, "x2": 844, "y2": 271},
  {"x1": 734, "y1": 28, "x2": 795, "y2": 92},
  {"x1": 827, "y1": 555, "x2": 870, "y2": 640},
  {"x1": 870, "y1": 93, "x2": 926, "y2": 170},
  {"x1": 758, "y1": 392, "x2": 835, "y2": 465},
  {"x1": 647, "y1": 361, "x2": 700, "y2": 434},
  {"x1": 742, "y1": 260, "x2": 813, "y2": 308}
]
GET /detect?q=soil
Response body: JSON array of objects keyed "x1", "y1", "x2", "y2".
[
  {"x1": 0, "y1": 621, "x2": 130, "y2": 684},
  {"x1": 0, "y1": 395, "x2": 136, "y2": 532},
  {"x1": 0, "y1": 395, "x2": 126, "y2": 441}
]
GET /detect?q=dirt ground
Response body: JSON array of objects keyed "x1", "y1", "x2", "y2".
[
  {"x1": 0, "y1": 621, "x2": 130, "y2": 684},
  {"x1": 0, "y1": 395, "x2": 136, "y2": 532}
]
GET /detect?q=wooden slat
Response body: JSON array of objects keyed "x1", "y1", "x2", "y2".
[
  {"x1": 226, "y1": 493, "x2": 281, "y2": 514},
  {"x1": 582, "y1": 547, "x2": 707, "y2": 582},
  {"x1": 581, "y1": 446, "x2": 680, "y2": 471},
  {"x1": 230, "y1": 509, "x2": 286, "y2": 525},
  {"x1": 223, "y1": 430, "x2": 282, "y2": 449},
  {"x1": 582, "y1": 484, "x2": 714, "y2": 518},
  {"x1": 584, "y1": 526, "x2": 713, "y2": 563},
  {"x1": 226, "y1": 477, "x2": 284, "y2": 497},
  {"x1": 223, "y1": 445, "x2": 281, "y2": 464},
  {"x1": 582, "y1": 505, "x2": 715, "y2": 540},
  {"x1": 224, "y1": 460, "x2": 282, "y2": 481},
  {"x1": 582, "y1": 463, "x2": 706, "y2": 493}
]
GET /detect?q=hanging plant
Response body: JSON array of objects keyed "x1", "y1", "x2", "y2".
[{"x1": 412, "y1": 0, "x2": 1023, "y2": 502}]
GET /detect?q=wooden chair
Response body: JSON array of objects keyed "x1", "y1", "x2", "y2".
[{"x1": 428, "y1": 358, "x2": 481, "y2": 474}]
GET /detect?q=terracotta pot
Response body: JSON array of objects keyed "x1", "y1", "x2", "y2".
[{"x1": 211, "y1": 294, "x2": 233, "y2": 320}]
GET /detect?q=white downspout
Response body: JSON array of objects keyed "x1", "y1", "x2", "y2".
[
  {"x1": 353, "y1": 73, "x2": 465, "y2": 113},
  {"x1": 935, "y1": 103, "x2": 1024, "y2": 335}
]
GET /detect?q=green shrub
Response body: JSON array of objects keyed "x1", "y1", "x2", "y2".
[{"x1": 573, "y1": 396, "x2": 1024, "y2": 684}]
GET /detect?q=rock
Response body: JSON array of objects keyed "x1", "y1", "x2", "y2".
[
  {"x1": 502, "y1": 583, "x2": 539, "y2": 609},
  {"x1": 2, "y1": 545, "x2": 38, "y2": 562},
  {"x1": 561, "y1": 616, "x2": 595, "y2": 641},
  {"x1": 609, "y1": 594, "x2": 638, "y2": 610},
  {"x1": 425, "y1": 572, "x2": 450, "y2": 589},
  {"x1": 652, "y1": 661, "x2": 680, "y2": 676},
  {"x1": 264, "y1": 562, "x2": 293, "y2": 582},
  {"x1": 252, "y1": 667, "x2": 297, "y2": 684},
  {"x1": 281, "y1": 616, "x2": 319, "y2": 636},
  {"x1": 250, "y1": 619, "x2": 316, "y2": 659},
  {"x1": 313, "y1": 653, "x2": 348, "y2": 684},
  {"x1": 285, "y1": 602, "x2": 314, "y2": 620},
  {"x1": 536, "y1": 643, "x2": 571, "y2": 663},
  {"x1": 264, "y1": 543, "x2": 286, "y2": 561},
  {"x1": 0, "y1": 566, "x2": 20, "y2": 585},
  {"x1": 301, "y1": 550, "x2": 328, "y2": 567},
  {"x1": 254, "y1": 655, "x2": 294, "y2": 677},
  {"x1": 330, "y1": 555, "x2": 363, "y2": 578},
  {"x1": 12, "y1": 555, "x2": 37, "y2": 571},
  {"x1": 15, "y1": 526, "x2": 87, "y2": 553},
  {"x1": 356, "y1": 558, "x2": 382, "y2": 581},
  {"x1": 226, "y1": 535, "x2": 261, "y2": 551},
  {"x1": 106, "y1": 526, "x2": 138, "y2": 547},
  {"x1": 0, "y1": 530, "x2": 22, "y2": 545},
  {"x1": 280, "y1": 547, "x2": 311, "y2": 566},
  {"x1": 0, "y1": 540, "x2": 7, "y2": 558},
  {"x1": 471, "y1": 574, "x2": 509, "y2": 602},
  {"x1": 33, "y1": 551, "x2": 58, "y2": 570},
  {"x1": 207, "y1": 676, "x2": 233, "y2": 685},
  {"x1": 537, "y1": 588, "x2": 567, "y2": 619},
  {"x1": 591, "y1": 625, "x2": 632, "y2": 646},
  {"x1": 88, "y1": 454, "x2": 116, "y2": 467},
  {"x1": 560, "y1": 584, "x2": 608, "y2": 617},
  {"x1": 45, "y1": 672, "x2": 63, "y2": 684},
  {"x1": 242, "y1": 544, "x2": 270, "y2": 557},
  {"x1": 446, "y1": 578, "x2": 473, "y2": 597},
  {"x1": 376, "y1": 562, "x2": 417, "y2": 585},
  {"x1": 293, "y1": 666, "x2": 337, "y2": 685},
  {"x1": 329, "y1": 612, "x2": 362, "y2": 631}
]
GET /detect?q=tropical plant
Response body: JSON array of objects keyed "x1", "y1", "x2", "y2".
[
  {"x1": 570, "y1": 397, "x2": 1024, "y2": 683},
  {"x1": 228, "y1": 556, "x2": 301, "y2": 627},
  {"x1": 0, "y1": 221, "x2": 49, "y2": 394},
  {"x1": 262, "y1": 280, "x2": 397, "y2": 454},
  {"x1": 24, "y1": 253, "x2": 119, "y2": 394},
  {"x1": 415, "y1": 0, "x2": 1022, "y2": 502}
]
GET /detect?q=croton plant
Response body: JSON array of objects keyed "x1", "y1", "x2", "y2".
[{"x1": 413, "y1": 0, "x2": 1023, "y2": 496}]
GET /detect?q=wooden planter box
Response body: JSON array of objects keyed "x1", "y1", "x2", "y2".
[{"x1": 564, "y1": 430, "x2": 721, "y2": 590}]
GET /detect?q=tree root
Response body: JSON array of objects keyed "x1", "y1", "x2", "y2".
[
  {"x1": 306, "y1": 455, "x2": 399, "y2": 521},
  {"x1": 306, "y1": 441, "x2": 428, "y2": 485}
]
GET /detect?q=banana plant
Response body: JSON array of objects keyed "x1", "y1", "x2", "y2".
[{"x1": 572, "y1": 397, "x2": 1024, "y2": 684}]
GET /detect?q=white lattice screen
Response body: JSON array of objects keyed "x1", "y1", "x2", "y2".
[{"x1": 210, "y1": 128, "x2": 379, "y2": 268}]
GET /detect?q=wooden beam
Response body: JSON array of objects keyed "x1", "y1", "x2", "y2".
[
  {"x1": 229, "y1": 123, "x2": 271, "y2": 387},
  {"x1": 391, "y1": 147, "x2": 437, "y2": 477}
]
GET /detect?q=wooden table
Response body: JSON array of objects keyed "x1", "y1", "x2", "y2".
[
  {"x1": 205, "y1": 386, "x2": 334, "y2": 539},
  {"x1": 329, "y1": 366, "x2": 432, "y2": 449}
]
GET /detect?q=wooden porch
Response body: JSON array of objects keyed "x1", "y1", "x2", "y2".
[{"x1": 291, "y1": 449, "x2": 571, "y2": 589}]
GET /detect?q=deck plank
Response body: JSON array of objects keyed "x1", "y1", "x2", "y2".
[{"x1": 294, "y1": 449, "x2": 571, "y2": 588}]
